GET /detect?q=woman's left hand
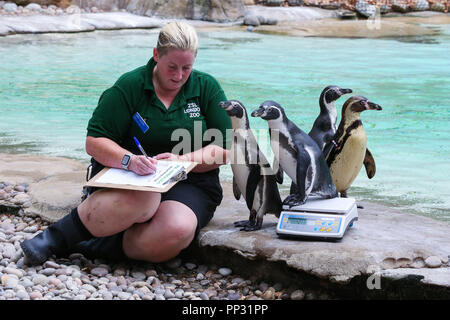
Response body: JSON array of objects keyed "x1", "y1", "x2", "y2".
[{"x1": 154, "y1": 152, "x2": 181, "y2": 161}]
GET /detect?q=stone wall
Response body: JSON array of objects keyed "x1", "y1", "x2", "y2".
[
  {"x1": 71, "y1": 0, "x2": 126, "y2": 11},
  {"x1": 125, "y1": 0, "x2": 246, "y2": 22},
  {"x1": 6, "y1": 0, "x2": 246, "y2": 20},
  {"x1": 11, "y1": 0, "x2": 71, "y2": 8}
]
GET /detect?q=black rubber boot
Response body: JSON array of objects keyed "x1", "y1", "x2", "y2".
[
  {"x1": 20, "y1": 208, "x2": 93, "y2": 265},
  {"x1": 71, "y1": 232, "x2": 127, "y2": 262}
]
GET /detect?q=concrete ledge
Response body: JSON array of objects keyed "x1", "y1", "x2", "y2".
[
  {"x1": 0, "y1": 153, "x2": 87, "y2": 222},
  {"x1": 1, "y1": 154, "x2": 449, "y2": 298},
  {"x1": 0, "y1": 12, "x2": 164, "y2": 36},
  {"x1": 191, "y1": 183, "x2": 450, "y2": 298}
]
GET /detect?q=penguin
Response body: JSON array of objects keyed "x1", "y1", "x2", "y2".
[
  {"x1": 324, "y1": 95, "x2": 382, "y2": 198},
  {"x1": 309, "y1": 85, "x2": 353, "y2": 152},
  {"x1": 251, "y1": 100, "x2": 338, "y2": 208},
  {"x1": 289, "y1": 85, "x2": 352, "y2": 195},
  {"x1": 219, "y1": 100, "x2": 282, "y2": 231}
]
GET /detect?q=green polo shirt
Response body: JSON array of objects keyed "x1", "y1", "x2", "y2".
[{"x1": 87, "y1": 58, "x2": 232, "y2": 156}]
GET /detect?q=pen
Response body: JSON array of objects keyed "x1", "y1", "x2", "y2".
[{"x1": 133, "y1": 136, "x2": 149, "y2": 159}]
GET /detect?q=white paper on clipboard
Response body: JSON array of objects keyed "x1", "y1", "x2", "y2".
[{"x1": 95, "y1": 160, "x2": 190, "y2": 189}]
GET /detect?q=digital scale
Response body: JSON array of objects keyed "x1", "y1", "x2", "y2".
[{"x1": 276, "y1": 197, "x2": 358, "y2": 240}]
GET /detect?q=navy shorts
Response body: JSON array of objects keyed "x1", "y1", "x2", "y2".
[{"x1": 160, "y1": 169, "x2": 223, "y2": 237}]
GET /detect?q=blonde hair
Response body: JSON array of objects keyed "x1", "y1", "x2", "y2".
[{"x1": 156, "y1": 21, "x2": 198, "y2": 57}]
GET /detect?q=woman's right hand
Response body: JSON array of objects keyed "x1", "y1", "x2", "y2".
[{"x1": 128, "y1": 155, "x2": 158, "y2": 176}]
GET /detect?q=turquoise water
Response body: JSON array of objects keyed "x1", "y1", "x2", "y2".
[{"x1": 0, "y1": 26, "x2": 449, "y2": 222}]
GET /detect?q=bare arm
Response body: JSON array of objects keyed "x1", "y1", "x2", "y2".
[
  {"x1": 85, "y1": 136, "x2": 157, "y2": 175},
  {"x1": 155, "y1": 144, "x2": 230, "y2": 173}
]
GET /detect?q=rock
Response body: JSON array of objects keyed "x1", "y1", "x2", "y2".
[
  {"x1": 32, "y1": 274, "x2": 49, "y2": 286},
  {"x1": 227, "y1": 292, "x2": 241, "y2": 300},
  {"x1": 196, "y1": 273, "x2": 205, "y2": 280},
  {"x1": 287, "y1": 0, "x2": 304, "y2": 6},
  {"x1": 3, "y1": 2, "x2": 18, "y2": 12},
  {"x1": 379, "y1": 4, "x2": 391, "y2": 14},
  {"x1": 425, "y1": 256, "x2": 442, "y2": 268},
  {"x1": 165, "y1": 258, "x2": 182, "y2": 269},
  {"x1": 355, "y1": 0, "x2": 376, "y2": 18},
  {"x1": 25, "y1": 0, "x2": 72, "y2": 9},
  {"x1": 0, "y1": 190, "x2": 8, "y2": 200},
  {"x1": 290, "y1": 289, "x2": 305, "y2": 300},
  {"x1": 392, "y1": 1, "x2": 410, "y2": 13},
  {"x1": 431, "y1": 2, "x2": 445, "y2": 12},
  {"x1": 266, "y1": 0, "x2": 283, "y2": 6},
  {"x1": 321, "y1": 3, "x2": 340, "y2": 10},
  {"x1": 4, "y1": 267, "x2": 24, "y2": 278},
  {"x1": 23, "y1": 225, "x2": 38, "y2": 233},
  {"x1": 243, "y1": 14, "x2": 260, "y2": 26},
  {"x1": 200, "y1": 0, "x2": 246, "y2": 22},
  {"x1": 29, "y1": 291, "x2": 43, "y2": 300},
  {"x1": 40, "y1": 268, "x2": 56, "y2": 276},
  {"x1": 155, "y1": 294, "x2": 165, "y2": 300},
  {"x1": 256, "y1": 15, "x2": 277, "y2": 25},
  {"x1": 1, "y1": 243, "x2": 16, "y2": 259},
  {"x1": 218, "y1": 268, "x2": 232, "y2": 276},
  {"x1": 43, "y1": 261, "x2": 60, "y2": 269},
  {"x1": 20, "y1": 278, "x2": 34, "y2": 288},
  {"x1": 14, "y1": 185, "x2": 25, "y2": 192},
  {"x1": 16, "y1": 289, "x2": 30, "y2": 300},
  {"x1": 164, "y1": 289, "x2": 175, "y2": 299},
  {"x1": 91, "y1": 267, "x2": 109, "y2": 277},
  {"x1": 65, "y1": 4, "x2": 80, "y2": 14},
  {"x1": 412, "y1": 0, "x2": 429, "y2": 11},
  {"x1": 49, "y1": 278, "x2": 62, "y2": 287},
  {"x1": 24, "y1": 3, "x2": 42, "y2": 11},
  {"x1": 2, "y1": 275, "x2": 19, "y2": 289},
  {"x1": 261, "y1": 288, "x2": 275, "y2": 300},
  {"x1": 185, "y1": 262, "x2": 197, "y2": 270},
  {"x1": 131, "y1": 271, "x2": 146, "y2": 281}
]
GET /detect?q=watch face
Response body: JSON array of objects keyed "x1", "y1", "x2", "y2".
[{"x1": 121, "y1": 154, "x2": 131, "y2": 166}]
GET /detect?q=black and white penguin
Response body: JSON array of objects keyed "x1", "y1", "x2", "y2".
[
  {"x1": 251, "y1": 100, "x2": 338, "y2": 207},
  {"x1": 219, "y1": 100, "x2": 282, "y2": 231},
  {"x1": 309, "y1": 85, "x2": 353, "y2": 152},
  {"x1": 324, "y1": 95, "x2": 382, "y2": 198}
]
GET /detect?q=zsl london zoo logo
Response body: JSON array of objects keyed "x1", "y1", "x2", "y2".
[{"x1": 184, "y1": 102, "x2": 201, "y2": 118}]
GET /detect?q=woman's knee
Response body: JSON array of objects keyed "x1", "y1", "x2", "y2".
[
  {"x1": 123, "y1": 205, "x2": 198, "y2": 262},
  {"x1": 164, "y1": 216, "x2": 197, "y2": 244}
]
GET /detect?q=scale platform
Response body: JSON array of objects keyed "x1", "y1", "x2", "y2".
[{"x1": 276, "y1": 197, "x2": 358, "y2": 241}]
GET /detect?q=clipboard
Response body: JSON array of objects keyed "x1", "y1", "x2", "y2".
[{"x1": 84, "y1": 160, "x2": 197, "y2": 193}]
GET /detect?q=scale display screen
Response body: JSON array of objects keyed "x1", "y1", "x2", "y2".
[{"x1": 287, "y1": 217, "x2": 314, "y2": 225}]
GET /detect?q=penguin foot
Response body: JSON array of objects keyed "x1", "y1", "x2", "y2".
[
  {"x1": 283, "y1": 194, "x2": 307, "y2": 208},
  {"x1": 234, "y1": 220, "x2": 251, "y2": 228},
  {"x1": 233, "y1": 220, "x2": 262, "y2": 231},
  {"x1": 240, "y1": 224, "x2": 262, "y2": 231}
]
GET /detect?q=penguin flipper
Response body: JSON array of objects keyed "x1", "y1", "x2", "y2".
[
  {"x1": 245, "y1": 164, "x2": 261, "y2": 211},
  {"x1": 271, "y1": 158, "x2": 283, "y2": 184},
  {"x1": 323, "y1": 139, "x2": 337, "y2": 161},
  {"x1": 290, "y1": 182, "x2": 298, "y2": 195},
  {"x1": 232, "y1": 177, "x2": 241, "y2": 200},
  {"x1": 363, "y1": 148, "x2": 376, "y2": 179},
  {"x1": 283, "y1": 148, "x2": 310, "y2": 207}
]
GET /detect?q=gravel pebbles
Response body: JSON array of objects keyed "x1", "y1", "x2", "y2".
[{"x1": 0, "y1": 181, "x2": 327, "y2": 300}]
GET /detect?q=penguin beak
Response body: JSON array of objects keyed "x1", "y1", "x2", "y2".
[
  {"x1": 219, "y1": 101, "x2": 234, "y2": 113},
  {"x1": 219, "y1": 101, "x2": 229, "y2": 109},
  {"x1": 251, "y1": 107, "x2": 264, "y2": 117},
  {"x1": 366, "y1": 101, "x2": 382, "y2": 111},
  {"x1": 339, "y1": 88, "x2": 353, "y2": 96}
]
